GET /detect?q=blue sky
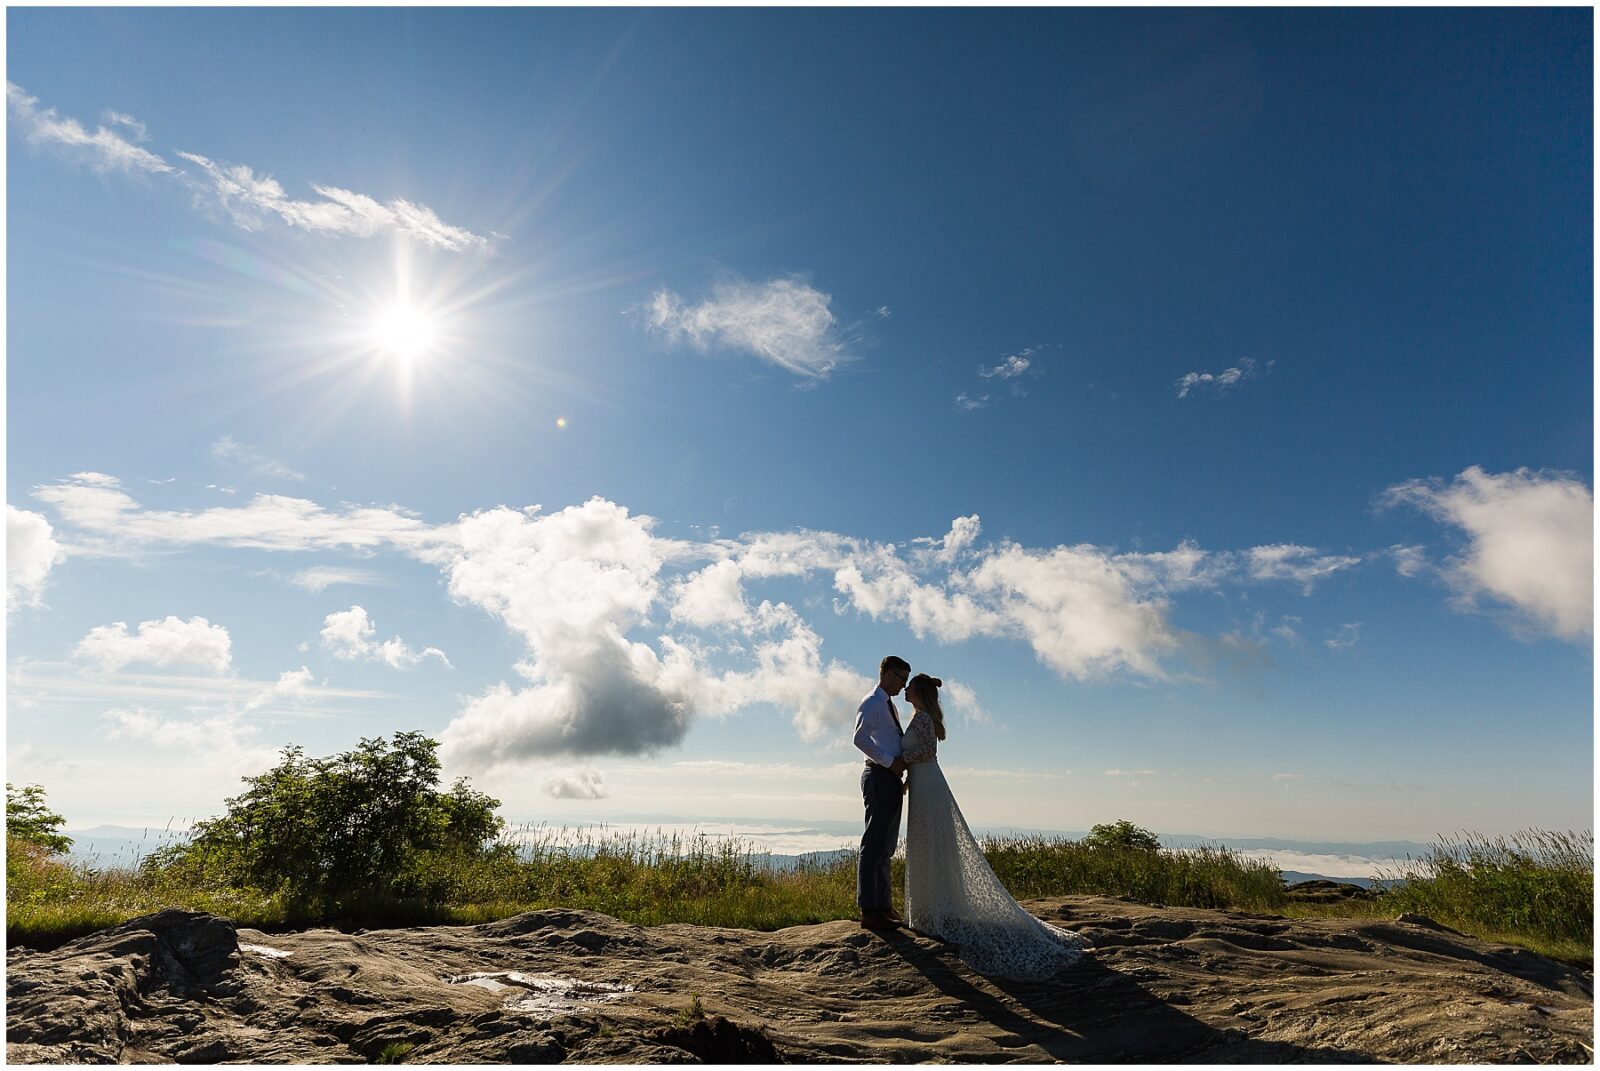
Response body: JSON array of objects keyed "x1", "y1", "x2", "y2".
[{"x1": 6, "y1": 8, "x2": 1592, "y2": 842}]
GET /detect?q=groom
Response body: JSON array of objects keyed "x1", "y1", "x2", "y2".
[{"x1": 854, "y1": 654, "x2": 911, "y2": 929}]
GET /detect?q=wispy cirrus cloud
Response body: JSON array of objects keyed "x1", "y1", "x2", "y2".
[
  {"x1": 1380, "y1": 466, "x2": 1593, "y2": 641},
  {"x1": 8, "y1": 84, "x2": 489, "y2": 252},
  {"x1": 1174, "y1": 356, "x2": 1272, "y2": 398},
  {"x1": 1245, "y1": 544, "x2": 1363, "y2": 594},
  {"x1": 211, "y1": 436, "x2": 305, "y2": 482},
  {"x1": 645, "y1": 276, "x2": 849, "y2": 379},
  {"x1": 285, "y1": 566, "x2": 387, "y2": 594},
  {"x1": 7, "y1": 82, "x2": 173, "y2": 175},
  {"x1": 177, "y1": 151, "x2": 490, "y2": 251}
]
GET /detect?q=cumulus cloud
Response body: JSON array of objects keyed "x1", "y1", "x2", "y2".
[
  {"x1": 75, "y1": 616, "x2": 232, "y2": 673},
  {"x1": 211, "y1": 436, "x2": 305, "y2": 482},
  {"x1": 967, "y1": 544, "x2": 1179, "y2": 680},
  {"x1": 979, "y1": 349, "x2": 1036, "y2": 379},
  {"x1": 1174, "y1": 356, "x2": 1271, "y2": 398},
  {"x1": 543, "y1": 766, "x2": 609, "y2": 800},
  {"x1": 954, "y1": 392, "x2": 991, "y2": 411},
  {"x1": 1381, "y1": 466, "x2": 1593, "y2": 641},
  {"x1": 669, "y1": 560, "x2": 751, "y2": 628},
  {"x1": 35, "y1": 471, "x2": 1409, "y2": 771},
  {"x1": 646, "y1": 276, "x2": 847, "y2": 378},
  {"x1": 320, "y1": 606, "x2": 450, "y2": 669},
  {"x1": 7, "y1": 505, "x2": 64, "y2": 613},
  {"x1": 439, "y1": 499, "x2": 693, "y2": 768},
  {"x1": 1245, "y1": 544, "x2": 1363, "y2": 594},
  {"x1": 7, "y1": 82, "x2": 173, "y2": 174},
  {"x1": 245, "y1": 667, "x2": 315, "y2": 711}
]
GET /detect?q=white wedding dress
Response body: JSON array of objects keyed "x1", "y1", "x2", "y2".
[{"x1": 902, "y1": 710, "x2": 1090, "y2": 980}]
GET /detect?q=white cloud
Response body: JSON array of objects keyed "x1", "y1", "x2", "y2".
[
  {"x1": 1325, "y1": 623, "x2": 1362, "y2": 651},
  {"x1": 1174, "y1": 356, "x2": 1271, "y2": 398},
  {"x1": 7, "y1": 83, "x2": 172, "y2": 175},
  {"x1": 966, "y1": 544, "x2": 1179, "y2": 681},
  {"x1": 286, "y1": 566, "x2": 386, "y2": 594},
  {"x1": 320, "y1": 606, "x2": 450, "y2": 669},
  {"x1": 99, "y1": 706, "x2": 276, "y2": 777},
  {"x1": 646, "y1": 276, "x2": 847, "y2": 378},
  {"x1": 1245, "y1": 544, "x2": 1362, "y2": 594},
  {"x1": 543, "y1": 766, "x2": 609, "y2": 800},
  {"x1": 7, "y1": 505, "x2": 64, "y2": 613},
  {"x1": 439, "y1": 499, "x2": 693, "y2": 768},
  {"x1": 1104, "y1": 769, "x2": 1156, "y2": 777},
  {"x1": 75, "y1": 616, "x2": 232, "y2": 674},
  {"x1": 102, "y1": 109, "x2": 148, "y2": 141},
  {"x1": 7, "y1": 84, "x2": 488, "y2": 252},
  {"x1": 32, "y1": 473, "x2": 453, "y2": 561},
  {"x1": 176, "y1": 151, "x2": 489, "y2": 251},
  {"x1": 954, "y1": 392, "x2": 991, "y2": 411},
  {"x1": 669, "y1": 560, "x2": 751, "y2": 628},
  {"x1": 211, "y1": 436, "x2": 305, "y2": 482},
  {"x1": 979, "y1": 350, "x2": 1034, "y2": 379},
  {"x1": 245, "y1": 667, "x2": 315, "y2": 711},
  {"x1": 1381, "y1": 466, "x2": 1592, "y2": 641}
]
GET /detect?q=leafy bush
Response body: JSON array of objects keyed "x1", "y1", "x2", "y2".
[
  {"x1": 7, "y1": 783, "x2": 73, "y2": 855},
  {"x1": 1080, "y1": 819, "x2": 1161, "y2": 853},
  {"x1": 151, "y1": 732, "x2": 505, "y2": 909}
]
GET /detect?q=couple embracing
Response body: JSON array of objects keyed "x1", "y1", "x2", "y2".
[{"x1": 854, "y1": 655, "x2": 1091, "y2": 981}]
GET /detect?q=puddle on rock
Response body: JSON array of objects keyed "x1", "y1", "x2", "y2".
[
  {"x1": 239, "y1": 943, "x2": 293, "y2": 959},
  {"x1": 445, "y1": 970, "x2": 633, "y2": 1014}
]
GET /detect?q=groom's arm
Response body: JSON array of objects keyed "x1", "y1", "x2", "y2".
[{"x1": 853, "y1": 695, "x2": 901, "y2": 769}]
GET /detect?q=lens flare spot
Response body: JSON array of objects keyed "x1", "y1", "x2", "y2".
[{"x1": 556, "y1": 417, "x2": 568, "y2": 429}]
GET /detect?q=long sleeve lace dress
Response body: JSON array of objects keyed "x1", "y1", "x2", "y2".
[{"x1": 901, "y1": 710, "x2": 1090, "y2": 980}]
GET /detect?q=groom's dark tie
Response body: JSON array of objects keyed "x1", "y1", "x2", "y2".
[{"x1": 886, "y1": 695, "x2": 903, "y2": 735}]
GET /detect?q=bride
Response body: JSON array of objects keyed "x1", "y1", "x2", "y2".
[{"x1": 900, "y1": 673, "x2": 1091, "y2": 981}]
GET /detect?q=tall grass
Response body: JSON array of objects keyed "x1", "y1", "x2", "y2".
[
  {"x1": 1373, "y1": 829, "x2": 1592, "y2": 962},
  {"x1": 10, "y1": 827, "x2": 1591, "y2": 967},
  {"x1": 983, "y1": 834, "x2": 1287, "y2": 911}
]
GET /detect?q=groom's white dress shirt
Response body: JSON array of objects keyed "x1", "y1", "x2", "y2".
[{"x1": 853, "y1": 686, "x2": 904, "y2": 769}]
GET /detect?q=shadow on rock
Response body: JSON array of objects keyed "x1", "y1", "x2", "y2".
[{"x1": 876, "y1": 929, "x2": 1380, "y2": 1063}]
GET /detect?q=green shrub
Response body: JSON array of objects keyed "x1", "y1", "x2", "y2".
[
  {"x1": 1080, "y1": 819, "x2": 1161, "y2": 853},
  {"x1": 6, "y1": 783, "x2": 72, "y2": 855},
  {"x1": 150, "y1": 732, "x2": 504, "y2": 910}
]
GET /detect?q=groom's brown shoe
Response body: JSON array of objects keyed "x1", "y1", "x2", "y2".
[
  {"x1": 884, "y1": 909, "x2": 906, "y2": 924},
  {"x1": 860, "y1": 911, "x2": 901, "y2": 930}
]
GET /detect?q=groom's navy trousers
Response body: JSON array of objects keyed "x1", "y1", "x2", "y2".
[{"x1": 857, "y1": 762, "x2": 903, "y2": 912}]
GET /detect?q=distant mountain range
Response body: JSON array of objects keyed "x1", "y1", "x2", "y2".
[{"x1": 61, "y1": 819, "x2": 1430, "y2": 887}]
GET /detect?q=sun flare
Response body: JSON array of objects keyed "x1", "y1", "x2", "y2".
[{"x1": 369, "y1": 300, "x2": 441, "y2": 362}]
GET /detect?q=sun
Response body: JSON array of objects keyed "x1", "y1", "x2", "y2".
[{"x1": 368, "y1": 300, "x2": 441, "y2": 362}]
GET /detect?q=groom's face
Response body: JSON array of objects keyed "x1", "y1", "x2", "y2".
[{"x1": 883, "y1": 666, "x2": 910, "y2": 696}]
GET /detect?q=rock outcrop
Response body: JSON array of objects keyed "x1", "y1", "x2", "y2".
[{"x1": 7, "y1": 897, "x2": 1592, "y2": 1063}]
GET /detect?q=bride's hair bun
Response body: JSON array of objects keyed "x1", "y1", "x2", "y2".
[{"x1": 930, "y1": 676, "x2": 943, "y2": 688}]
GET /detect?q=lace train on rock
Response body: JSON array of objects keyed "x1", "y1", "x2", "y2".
[{"x1": 905, "y1": 758, "x2": 1090, "y2": 980}]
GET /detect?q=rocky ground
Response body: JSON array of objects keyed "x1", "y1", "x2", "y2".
[{"x1": 7, "y1": 896, "x2": 1592, "y2": 1063}]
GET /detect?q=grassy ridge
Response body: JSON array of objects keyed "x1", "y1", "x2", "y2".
[{"x1": 8, "y1": 827, "x2": 1590, "y2": 966}]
